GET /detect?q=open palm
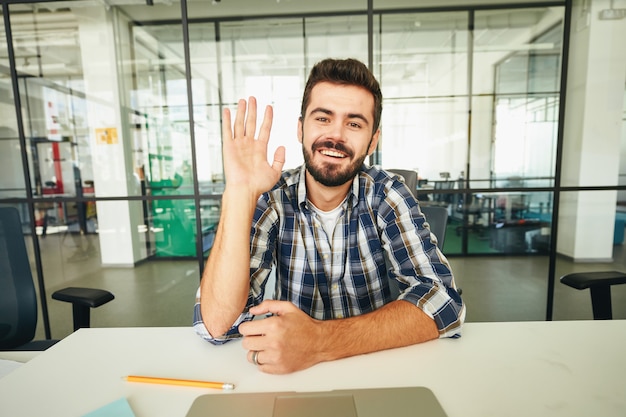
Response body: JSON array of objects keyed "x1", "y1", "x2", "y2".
[{"x1": 222, "y1": 97, "x2": 286, "y2": 195}]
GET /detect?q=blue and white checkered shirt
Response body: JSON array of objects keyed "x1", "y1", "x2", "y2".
[{"x1": 194, "y1": 165, "x2": 465, "y2": 343}]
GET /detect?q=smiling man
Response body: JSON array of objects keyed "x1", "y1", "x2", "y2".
[{"x1": 193, "y1": 58, "x2": 465, "y2": 374}]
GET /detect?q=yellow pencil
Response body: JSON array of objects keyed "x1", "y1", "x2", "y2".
[{"x1": 126, "y1": 375, "x2": 235, "y2": 390}]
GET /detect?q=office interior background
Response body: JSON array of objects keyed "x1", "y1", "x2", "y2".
[{"x1": 1, "y1": 0, "x2": 625, "y2": 342}]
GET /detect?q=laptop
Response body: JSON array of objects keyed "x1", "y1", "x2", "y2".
[{"x1": 185, "y1": 386, "x2": 448, "y2": 417}]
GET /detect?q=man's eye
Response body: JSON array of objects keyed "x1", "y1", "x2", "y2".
[
  {"x1": 348, "y1": 122, "x2": 361, "y2": 129},
  {"x1": 317, "y1": 117, "x2": 329, "y2": 123}
]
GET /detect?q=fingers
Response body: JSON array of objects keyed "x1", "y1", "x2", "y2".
[
  {"x1": 248, "y1": 299, "x2": 293, "y2": 316},
  {"x1": 232, "y1": 99, "x2": 246, "y2": 139},
  {"x1": 241, "y1": 325, "x2": 268, "y2": 365},
  {"x1": 229, "y1": 97, "x2": 274, "y2": 142},
  {"x1": 257, "y1": 103, "x2": 273, "y2": 143},
  {"x1": 272, "y1": 146, "x2": 286, "y2": 172},
  {"x1": 248, "y1": 349, "x2": 262, "y2": 366},
  {"x1": 244, "y1": 97, "x2": 257, "y2": 138},
  {"x1": 248, "y1": 349, "x2": 279, "y2": 373}
]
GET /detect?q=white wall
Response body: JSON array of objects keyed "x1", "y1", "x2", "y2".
[
  {"x1": 75, "y1": 6, "x2": 147, "y2": 266},
  {"x1": 558, "y1": 0, "x2": 626, "y2": 261}
]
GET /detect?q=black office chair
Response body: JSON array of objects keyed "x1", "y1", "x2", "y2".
[
  {"x1": 386, "y1": 169, "x2": 447, "y2": 250},
  {"x1": 454, "y1": 193, "x2": 491, "y2": 236},
  {"x1": 0, "y1": 206, "x2": 114, "y2": 351},
  {"x1": 420, "y1": 205, "x2": 448, "y2": 250},
  {"x1": 433, "y1": 180, "x2": 455, "y2": 206},
  {"x1": 388, "y1": 169, "x2": 418, "y2": 198},
  {"x1": 387, "y1": 170, "x2": 447, "y2": 249}
]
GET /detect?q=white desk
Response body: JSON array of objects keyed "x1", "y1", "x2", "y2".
[{"x1": 1, "y1": 321, "x2": 624, "y2": 417}]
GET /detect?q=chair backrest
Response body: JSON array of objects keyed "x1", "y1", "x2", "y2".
[
  {"x1": 387, "y1": 169, "x2": 418, "y2": 198},
  {"x1": 433, "y1": 180, "x2": 455, "y2": 204},
  {"x1": 0, "y1": 207, "x2": 38, "y2": 349},
  {"x1": 386, "y1": 169, "x2": 447, "y2": 250},
  {"x1": 420, "y1": 205, "x2": 448, "y2": 250}
]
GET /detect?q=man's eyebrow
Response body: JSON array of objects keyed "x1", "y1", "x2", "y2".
[
  {"x1": 309, "y1": 107, "x2": 333, "y2": 116},
  {"x1": 309, "y1": 107, "x2": 370, "y2": 125},
  {"x1": 347, "y1": 113, "x2": 370, "y2": 125}
]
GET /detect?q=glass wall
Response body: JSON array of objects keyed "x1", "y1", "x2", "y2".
[
  {"x1": 3, "y1": 0, "x2": 626, "y2": 339},
  {"x1": 126, "y1": 12, "x2": 195, "y2": 258},
  {"x1": 376, "y1": 11, "x2": 469, "y2": 180},
  {"x1": 4, "y1": 4, "x2": 568, "y2": 262},
  {"x1": 372, "y1": 8, "x2": 564, "y2": 257},
  {"x1": 0, "y1": 4, "x2": 25, "y2": 202}
]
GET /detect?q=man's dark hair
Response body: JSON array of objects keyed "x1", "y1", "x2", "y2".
[{"x1": 300, "y1": 58, "x2": 383, "y2": 133}]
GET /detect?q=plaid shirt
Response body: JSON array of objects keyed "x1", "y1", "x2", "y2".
[{"x1": 194, "y1": 165, "x2": 465, "y2": 343}]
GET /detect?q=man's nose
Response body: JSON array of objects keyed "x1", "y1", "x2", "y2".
[{"x1": 326, "y1": 121, "x2": 345, "y2": 140}]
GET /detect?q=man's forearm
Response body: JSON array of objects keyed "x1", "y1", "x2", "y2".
[
  {"x1": 314, "y1": 300, "x2": 439, "y2": 363},
  {"x1": 241, "y1": 299, "x2": 440, "y2": 374},
  {"x1": 200, "y1": 187, "x2": 258, "y2": 337}
]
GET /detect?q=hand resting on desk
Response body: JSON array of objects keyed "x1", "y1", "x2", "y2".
[{"x1": 238, "y1": 299, "x2": 438, "y2": 375}]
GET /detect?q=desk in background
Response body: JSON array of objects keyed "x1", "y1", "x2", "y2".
[{"x1": 1, "y1": 321, "x2": 625, "y2": 417}]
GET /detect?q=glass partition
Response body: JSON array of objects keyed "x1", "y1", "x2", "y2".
[
  {"x1": 125, "y1": 6, "x2": 195, "y2": 257},
  {"x1": 218, "y1": 17, "x2": 306, "y2": 171},
  {"x1": 0, "y1": 5, "x2": 26, "y2": 201},
  {"x1": 377, "y1": 7, "x2": 563, "y2": 255},
  {"x1": 489, "y1": 19, "x2": 563, "y2": 189},
  {"x1": 620, "y1": 87, "x2": 626, "y2": 205},
  {"x1": 376, "y1": 11, "x2": 469, "y2": 180},
  {"x1": 7, "y1": 0, "x2": 624, "y2": 337},
  {"x1": 10, "y1": 7, "x2": 87, "y2": 200}
]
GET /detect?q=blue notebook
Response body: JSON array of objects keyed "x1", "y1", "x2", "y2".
[{"x1": 82, "y1": 398, "x2": 136, "y2": 417}]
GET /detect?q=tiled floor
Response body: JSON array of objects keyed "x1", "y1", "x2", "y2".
[{"x1": 29, "y1": 232, "x2": 626, "y2": 342}]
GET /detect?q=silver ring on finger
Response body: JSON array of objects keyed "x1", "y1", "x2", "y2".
[{"x1": 251, "y1": 350, "x2": 260, "y2": 366}]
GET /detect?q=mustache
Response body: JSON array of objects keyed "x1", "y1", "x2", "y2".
[{"x1": 311, "y1": 140, "x2": 354, "y2": 158}]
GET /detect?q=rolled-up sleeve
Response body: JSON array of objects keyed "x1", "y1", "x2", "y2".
[
  {"x1": 192, "y1": 287, "x2": 253, "y2": 345},
  {"x1": 400, "y1": 280, "x2": 465, "y2": 338}
]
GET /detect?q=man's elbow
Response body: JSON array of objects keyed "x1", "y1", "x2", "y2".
[
  {"x1": 436, "y1": 302, "x2": 466, "y2": 339},
  {"x1": 204, "y1": 321, "x2": 231, "y2": 341}
]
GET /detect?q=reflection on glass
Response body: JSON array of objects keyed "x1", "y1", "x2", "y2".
[
  {"x1": 0, "y1": 9, "x2": 26, "y2": 200},
  {"x1": 10, "y1": 8, "x2": 90, "y2": 199},
  {"x1": 129, "y1": 20, "x2": 193, "y2": 197},
  {"x1": 377, "y1": 12, "x2": 468, "y2": 179},
  {"x1": 126, "y1": 8, "x2": 196, "y2": 258},
  {"x1": 487, "y1": 12, "x2": 564, "y2": 188}
]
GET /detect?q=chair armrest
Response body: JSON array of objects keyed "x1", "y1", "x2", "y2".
[
  {"x1": 52, "y1": 287, "x2": 114, "y2": 308},
  {"x1": 52, "y1": 287, "x2": 114, "y2": 331}
]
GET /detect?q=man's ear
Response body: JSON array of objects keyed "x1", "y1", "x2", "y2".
[
  {"x1": 297, "y1": 117, "x2": 303, "y2": 144},
  {"x1": 367, "y1": 129, "x2": 381, "y2": 155}
]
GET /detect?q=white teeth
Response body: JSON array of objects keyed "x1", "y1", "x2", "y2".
[{"x1": 320, "y1": 149, "x2": 345, "y2": 158}]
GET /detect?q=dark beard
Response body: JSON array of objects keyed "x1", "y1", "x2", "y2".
[{"x1": 303, "y1": 140, "x2": 368, "y2": 187}]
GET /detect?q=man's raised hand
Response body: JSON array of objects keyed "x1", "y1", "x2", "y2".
[{"x1": 221, "y1": 97, "x2": 286, "y2": 196}]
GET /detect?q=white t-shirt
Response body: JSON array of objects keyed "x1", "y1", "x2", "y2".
[{"x1": 309, "y1": 200, "x2": 345, "y2": 240}]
